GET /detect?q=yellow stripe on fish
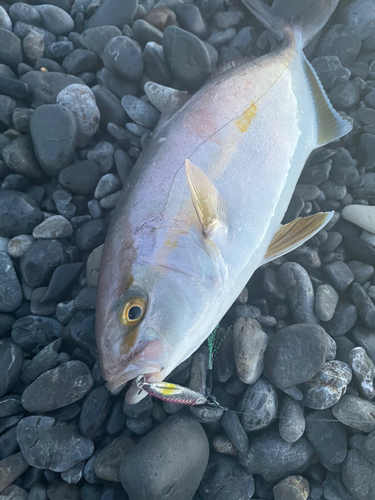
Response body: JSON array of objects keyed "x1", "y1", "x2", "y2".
[{"x1": 235, "y1": 103, "x2": 257, "y2": 133}]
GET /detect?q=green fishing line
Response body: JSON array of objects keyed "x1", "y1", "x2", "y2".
[{"x1": 207, "y1": 325, "x2": 232, "y2": 370}]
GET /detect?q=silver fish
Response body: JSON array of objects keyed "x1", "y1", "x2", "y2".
[{"x1": 96, "y1": 0, "x2": 352, "y2": 403}]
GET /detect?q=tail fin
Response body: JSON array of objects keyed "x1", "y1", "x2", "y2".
[{"x1": 241, "y1": 0, "x2": 340, "y2": 48}]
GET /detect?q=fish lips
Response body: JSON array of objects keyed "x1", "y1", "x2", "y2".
[{"x1": 106, "y1": 338, "x2": 168, "y2": 394}]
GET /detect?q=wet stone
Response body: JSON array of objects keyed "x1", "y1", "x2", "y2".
[
  {"x1": 57, "y1": 84, "x2": 100, "y2": 148},
  {"x1": 20, "y1": 71, "x2": 83, "y2": 106},
  {"x1": 332, "y1": 394, "x2": 375, "y2": 433},
  {"x1": 30, "y1": 104, "x2": 77, "y2": 177},
  {"x1": 0, "y1": 253, "x2": 22, "y2": 313},
  {"x1": 163, "y1": 25, "x2": 211, "y2": 91},
  {"x1": 74, "y1": 287, "x2": 97, "y2": 310},
  {"x1": 233, "y1": 317, "x2": 267, "y2": 385},
  {"x1": 238, "y1": 377, "x2": 277, "y2": 432},
  {"x1": 303, "y1": 360, "x2": 352, "y2": 410},
  {"x1": 103, "y1": 36, "x2": 143, "y2": 82},
  {"x1": 342, "y1": 449, "x2": 375, "y2": 500},
  {"x1": 46, "y1": 40, "x2": 74, "y2": 58},
  {"x1": 349, "y1": 346, "x2": 375, "y2": 399},
  {"x1": 120, "y1": 414, "x2": 209, "y2": 500},
  {"x1": 0, "y1": 340, "x2": 22, "y2": 398},
  {"x1": 21, "y1": 361, "x2": 93, "y2": 413},
  {"x1": 20, "y1": 339, "x2": 61, "y2": 385},
  {"x1": 278, "y1": 396, "x2": 305, "y2": 444},
  {"x1": 0, "y1": 453, "x2": 29, "y2": 492},
  {"x1": 59, "y1": 160, "x2": 101, "y2": 195},
  {"x1": 199, "y1": 453, "x2": 254, "y2": 500},
  {"x1": 312, "y1": 55, "x2": 351, "y2": 90},
  {"x1": 273, "y1": 475, "x2": 310, "y2": 500},
  {"x1": 351, "y1": 282, "x2": 375, "y2": 328},
  {"x1": 20, "y1": 239, "x2": 69, "y2": 288},
  {"x1": 79, "y1": 386, "x2": 111, "y2": 439},
  {"x1": 17, "y1": 416, "x2": 94, "y2": 472},
  {"x1": 32, "y1": 216, "x2": 73, "y2": 239},
  {"x1": 34, "y1": 5, "x2": 73, "y2": 36},
  {"x1": 0, "y1": 190, "x2": 43, "y2": 238},
  {"x1": 278, "y1": 262, "x2": 317, "y2": 324},
  {"x1": 23, "y1": 30, "x2": 44, "y2": 65},
  {"x1": 2, "y1": 134, "x2": 46, "y2": 183},
  {"x1": 315, "y1": 284, "x2": 338, "y2": 322},
  {"x1": 220, "y1": 410, "x2": 249, "y2": 453},
  {"x1": 238, "y1": 430, "x2": 314, "y2": 482},
  {"x1": 265, "y1": 324, "x2": 327, "y2": 390}
]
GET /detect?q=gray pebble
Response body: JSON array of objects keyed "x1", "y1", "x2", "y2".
[
  {"x1": 94, "y1": 434, "x2": 135, "y2": 482},
  {"x1": 20, "y1": 339, "x2": 61, "y2": 385},
  {"x1": 85, "y1": 244, "x2": 103, "y2": 288},
  {"x1": 279, "y1": 397, "x2": 305, "y2": 443},
  {"x1": 79, "y1": 26, "x2": 122, "y2": 58},
  {"x1": 99, "y1": 191, "x2": 121, "y2": 209},
  {"x1": 233, "y1": 317, "x2": 267, "y2": 385},
  {"x1": 316, "y1": 24, "x2": 362, "y2": 66},
  {"x1": 87, "y1": 141, "x2": 114, "y2": 174},
  {"x1": 121, "y1": 95, "x2": 160, "y2": 129},
  {"x1": 0, "y1": 453, "x2": 29, "y2": 492},
  {"x1": 324, "y1": 261, "x2": 355, "y2": 292},
  {"x1": 0, "y1": 253, "x2": 22, "y2": 313},
  {"x1": 212, "y1": 435, "x2": 238, "y2": 456},
  {"x1": 220, "y1": 410, "x2": 249, "y2": 453},
  {"x1": 2, "y1": 135, "x2": 46, "y2": 183},
  {"x1": 342, "y1": 449, "x2": 375, "y2": 500},
  {"x1": 312, "y1": 55, "x2": 351, "y2": 90},
  {"x1": 0, "y1": 340, "x2": 22, "y2": 398},
  {"x1": 34, "y1": 5, "x2": 73, "y2": 36},
  {"x1": 32, "y1": 215, "x2": 73, "y2": 239},
  {"x1": 332, "y1": 394, "x2": 375, "y2": 432},
  {"x1": 351, "y1": 282, "x2": 375, "y2": 328},
  {"x1": 103, "y1": 36, "x2": 143, "y2": 82},
  {"x1": 61, "y1": 461, "x2": 85, "y2": 484},
  {"x1": 189, "y1": 351, "x2": 208, "y2": 396},
  {"x1": 349, "y1": 346, "x2": 375, "y2": 399},
  {"x1": 20, "y1": 71, "x2": 84, "y2": 106},
  {"x1": 23, "y1": 30, "x2": 44, "y2": 65},
  {"x1": 273, "y1": 475, "x2": 310, "y2": 500},
  {"x1": 238, "y1": 377, "x2": 277, "y2": 432},
  {"x1": 329, "y1": 81, "x2": 360, "y2": 111},
  {"x1": 94, "y1": 174, "x2": 122, "y2": 200},
  {"x1": 315, "y1": 284, "x2": 338, "y2": 321},
  {"x1": 0, "y1": 6, "x2": 12, "y2": 31},
  {"x1": 84, "y1": 0, "x2": 137, "y2": 30}
]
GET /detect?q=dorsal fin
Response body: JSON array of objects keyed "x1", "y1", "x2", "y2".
[{"x1": 209, "y1": 58, "x2": 251, "y2": 82}]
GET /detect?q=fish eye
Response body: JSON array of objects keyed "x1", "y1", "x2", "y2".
[{"x1": 119, "y1": 296, "x2": 147, "y2": 326}]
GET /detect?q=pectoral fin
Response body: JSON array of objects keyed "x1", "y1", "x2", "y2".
[
  {"x1": 185, "y1": 159, "x2": 227, "y2": 237},
  {"x1": 261, "y1": 211, "x2": 333, "y2": 265}
]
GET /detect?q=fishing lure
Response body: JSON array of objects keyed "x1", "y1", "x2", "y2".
[{"x1": 135, "y1": 375, "x2": 224, "y2": 408}]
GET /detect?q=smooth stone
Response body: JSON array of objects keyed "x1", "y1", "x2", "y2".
[
  {"x1": 232, "y1": 317, "x2": 267, "y2": 385},
  {"x1": 87, "y1": 142, "x2": 114, "y2": 174},
  {"x1": 126, "y1": 416, "x2": 153, "y2": 434},
  {"x1": 0, "y1": 425, "x2": 19, "y2": 460},
  {"x1": 0, "y1": 96, "x2": 17, "y2": 127},
  {"x1": 58, "y1": 160, "x2": 101, "y2": 195},
  {"x1": 62, "y1": 50, "x2": 98, "y2": 75},
  {"x1": 47, "y1": 481, "x2": 80, "y2": 500},
  {"x1": 312, "y1": 55, "x2": 351, "y2": 90},
  {"x1": 189, "y1": 351, "x2": 208, "y2": 396},
  {"x1": 317, "y1": 24, "x2": 361, "y2": 66},
  {"x1": 61, "y1": 461, "x2": 85, "y2": 484},
  {"x1": 342, "y1": 449, "x2": 375, "y2": 500},
  {"x1": 220, "y1": 410, "x2": 249, "y2": 453},
  {"x1": 190, "y1": 405, "x2": 223, "y2": 423},
  {"x1": 212, "y1": 326, "x2": 236, "y2": 383},
  {"x1": 9, "y1": 4, "x2": 41, "y2": 26},
  {"x1": 94, "y1": 174, "x2": 122, "y2": 200},
  {"x1": 132, "y1": 19, "x2": 163, "y2": 46},
  {"x1": 20, "y1": 239, "x2": 69, "y2": 288},
  {"x1": 279, "y1": 397, "x2": 305, "y2": 443},
  {"x1": 1, "y1": 484, "x2": 28, "y2": 500},
  {"x1": 199, "y1": 453, "x2": 254, "y2": 500},
  {"x1": 121, "y1": 95, "x2": 160, "y2": 129},
  {"x1": 360, "y1": 133, "x2": 375, "y2": 170},
  {"x1": 32, "y1": 216, "x2": 73, "y2": 239},
  {"x1": 144, "y1": 81, "x2": 179, "y2": 113},
  {"x1": 11, "y1": 315, "x2": 63, "y2": 353},
  {"x1": 30, "y1": 105, "x2": 76, "y2": 177},
  {"x1": 238, "y1": 430, "x2": 314, "y2": 482},
  {"x1": 0, "y1": 6, "x2": 12, "y2": 31},
  {"x1": 303, "y1": 360, "x2": 352, "y2": 410},
  {"x1": 238, "y1": 377, "x2": 277, "y2": 432},
  {"x1": 163, "y1": 25, "x2": 211, "y2": 91},
  {"x1": 351, "y1": 282, "x2": 375, "y2": 328},
  {"x1": 349, "y1": 346, "x2": 375, "y2": 399},
  {"x1": 79, "y1": 26, "x2": 122, "y2": 58},
  {"x1": 21, "y1": 361, "x2": 93, "y2": 412},
  {"x1": 315, "y1": 284, "x2": 338, "y2": 322},
  {"x1": 42, "y1": 262, "x2": 84, "y2": 304},
  {"x1": 2, "y1": 135, "x2": 46, "y2": 183},
  {"x1": 74, "y1": 287, "x2": 97, "y2": 310},
  {"x1": 123, "y1": 394, "x2": 153, "y2": 420},
  {"x1": 0, "y1": 190, "x2": 43, "y2": 238},
  {"x1": 57, "y1": 84, "x2": 100, "y2": 148},
  {"x1": 79, "y1": 386, "x2": 111, "y2": 439},
  {"x1": 20, "y1": 72, "x2": 83, "y2": 106},
  {"x1": 0, "y1": 453, "x2": 29, "y2": 492},
  {"x1": 91, "y1": 86, "x2": 126, "y2": 128},
  {"x1": 75, "y1": 219, "x2": 108, "y2": 252},
  {"x1": 325, "y1": 301, "x2": 358, "y2": 337},
  {"x1": 273, "y1": 475, "x2": 310, "y2": 500},
  {"x1": 265, "y1": 324, "x2": 327, "y2": 390},
  {"x1": 0, "y1": 253, "x2": 22, "y2": 313},
  {"x1": 342, "y1": 205, "x2": 375, "y2": 234},
  {"x1": 212, "y1": 435, "x2": 238, "y2": 456},
  {"x1": 332, "y1": 394, "x2": 375, "y2": 432},
  {"x1": 86, "y1": 244, "x2": 103, "y2": 288},
  {"x1": 103, "y1": 36, "x2": 143, "y2": 82},
  {"x1": 278, "y1": 262, "x2": 317, "y2": 324},
  {"x1": 85, "y1": 0, "x2": 137, "y2": 29},
  {"x1": 94, "y1": 435, "x2": 135, "y2": 483},
  {"x1": 0, "y1": 395, "x2": 22, "y2": 418},
  {"x1": 22, "y1": 30, "x2": 44, "y2": 65},
  {"x1": 17, "y1": 416, "x2": 94, "y2": 472},
  {"x1": 347, "y1": 260, "x2": 374, "y2": 284},
  {"x1": 324, "y1": 261, "x2": 355, "y2": 292},
  {"x1": 0, "y1": 30, "x2": 22, "y2": 70},
  {"x1": 0, "y1": 340, "x2": 22, "y2": 398},
  {"x1": 20, "y1": 339, "x2": 61, "y2": 385},
  {"x1": 120, "y1": 414, "x2": 209, "y2": 500},
  {"x1": 34, "y1": 5, "x2": 73, "y2": 35}
]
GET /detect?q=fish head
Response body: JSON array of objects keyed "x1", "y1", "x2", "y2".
[{"x1": 96, "y1": 220, "x2": 227, "y2": 402}]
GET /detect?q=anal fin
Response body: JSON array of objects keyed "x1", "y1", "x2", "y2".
[
  {"x1": 261, "y1": 211, "x2": 333, "y2": 265},
  {"x1": 303, "y1": 54, "x2": 352, "y2": 146}
]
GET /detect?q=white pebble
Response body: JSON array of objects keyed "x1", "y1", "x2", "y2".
[
  {"x1": 32, "y1": 215, "x2": 73, "y2": 239},
  {"x1": 342, "y1": 204, "x2": 375, "y2": 234},
  {"x1": 8, "y1": 235, "x2": 35, "y2": 258}
]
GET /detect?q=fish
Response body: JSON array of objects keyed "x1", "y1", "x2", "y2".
[{"x1": 96, "y1": 0, "x2": 353, "y2": 404}]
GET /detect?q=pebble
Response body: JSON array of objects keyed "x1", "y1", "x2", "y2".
[
  {"x1": 325, "y1": 301, "x2": 358, "y2": 337},
  {"x1": 189, "y1": 351, "x2": 208, "y2": 396},
  {"x1": 91, "y1": 86, "x2": 126, "y2": 128},
  {"x1": 220, "y1": 410, "x2": 249, "y2": 453},
  {"x1": 0, "y1": 453, "x2": 29, "y2": 492},
  {"x1": 329, "y1": 81, "x2": 360, "y2": 111},
  {"x1": 34, "y1": 5, "x2": 73, "y2": 36},
  {"x1": 86, "y1": 244, "x2": 103, "y2": 288},
  {"x1": 278, "y1": 397, "x2": 305, "y2": 444},
  {"x1": 94, "y1": 174, "x2": 122, "y2": 200},
  {"x1": 360, "y1": 133, "x2": 375, "y2": 170},
  {"x1": 123, "y1": 395, "x2": 153, "y2": 420},
  {"x1": 0, "y1": 96, "x2": 16, "y2": 127},
  {"x1": 20, "y1": 71, "x2": 84, "y2": 106},
  {"x1": 41, "y1": 262, "x2": 84, "y2": 303},
  {"x1": 11, "y1": 315, "x2": 63, "y2": 353},
  {"x1": 273, "y1": 475, "x2": 310, "y2": 500},
  {"x1": 238, "y1": 377, "x2": 277, "y2": 432},
  {"x1": 0, "y1": 395, "x2": 22, "y2": 418},
  {"x1": 315, "y1": 284, "x2": 338, "y2": 321},
  {"x1": 0, "y1": 425, "x2": 19, "y2": 460},
  {"x1": 278, "y1": 262, "x2": 317, "y2": 324},
  {"x1": 349, "y1": 346, "x2": 375, "y2": 399},
  {"x1": 61, "y1": 461, "x2": 85, "y2": 484},
  {"x1": 232, "y1": 317, "x2": 267, "y2": 385},
  {"x1": 9, "y1": 4, "x2": 41, "y2": 26},
  {"x1": 0, "y1": 29, "x2": 22, "y2": 70},
  {"x1": 21, "y1": 361, "x2": 93, "y2": 412},
  {"x1": 351, "y1": 282, "x2": 375, "y2": 328},
  {"x1": 199, "y1": 453, "x2": 254, "y2": 500},
  {"x1": 57, "y1": 84, "x2": 100, "y2": 148},
  {"x1": 22, "y1": 30, "x2": 44, "y2": 65},
  {"x1": 121, "y1": 95, "x2": 160, "y2": 129},
  {"x1": 238, "y1": 429, "x2": 314, "y2": 482},
  {"x1": 94, "y1": 435, "x2": 135, "y2": 483},
  {"x1": 30, "y1": 104, "x2": 77, "y2": 177},
  {"x1": 348, "y1": 260, "x2": 374, "y2": 284},
  {"x1": 75, "y1": 219, "x2": 108, "y2": 252},
  {"x1": 58, "y1": 160, "x2": 101, "y2": 195},
  {"x1": 62, "y1": 49, "x2": 98, "y2": 75},
  {"x1": 342, "y1": 205, "x2": 375, "y2": 234},
  {"x1": 0, "y1": 190, "x2": 43, "y2": 238},
  {"x1": 176, "y1": 4, "x2": 208, "y2": 39},
  {"x1": 312, "y1": 55, "x2": 351, "y2": 90},
  {"x1": 212, "y1": 326, "x2": 236, "y2": 383},
  {"x1": 79, "y1": 26, "x2": 121, "y2": 58},
  {"x1": 17, "y1": 416, "x2": 94, "y2": 472},
  {"x1": 85, "y1": 0, "x2": 137, "y2": 29},
  {"x1": 120, "y1": 414, "x2": 209, "y2": 500},
  {"x1": 324, "y1": 260, "x2": 355, "y2": 292},
  {"x1": 32, "y1": 216, "x2": 73, "y2": 239},
  {"x1": 190, "y1": 405, "x2": 224, "y2": 423},
  {"x1": 317, "y1": 24, "x2": 362, "y2": 66},
  {"x1": 103, "y1": 36, "x2": 143, "y2": 82},
  {"x1": 20, "y1": 339, "x2": 61, "y2": 385},
  {"x1": 163, "y1": 25, "x2": 211, "y2": 91},
  {"x1": 332, "y1": 394, "x2": 375, "y2": 432},
  {"x1": 212, "y1": 435, "x2": 238, "y2": 456},
  {"x1": 0, "y1": 253, "x2": 22, "y2": 313},
  {"x1": 87, "y1": 142, "x2": 114, "y2": 174},
  {"x1": 0, "y1": 340, "x2": 22, "y2": 397},
  {"x1": 79, "y1": 386, "x2": 110, "y2": 439},
  {"x1": 2, "y1": 135, "x2": 47, "y2": 183},
  {"x1": 47, "y1": 481, "x2": 80, "y2": 500},
  {"x1": 342, "y1": 449, "x2": 375, "y2": 500},
  {"x1": 265, "y1": 324, "x2": 327, "y2": 390}
]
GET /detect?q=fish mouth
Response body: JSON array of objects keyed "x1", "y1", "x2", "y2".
[{"x1": 106, "y1": 338, "x2": 167, "y2": 393}]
